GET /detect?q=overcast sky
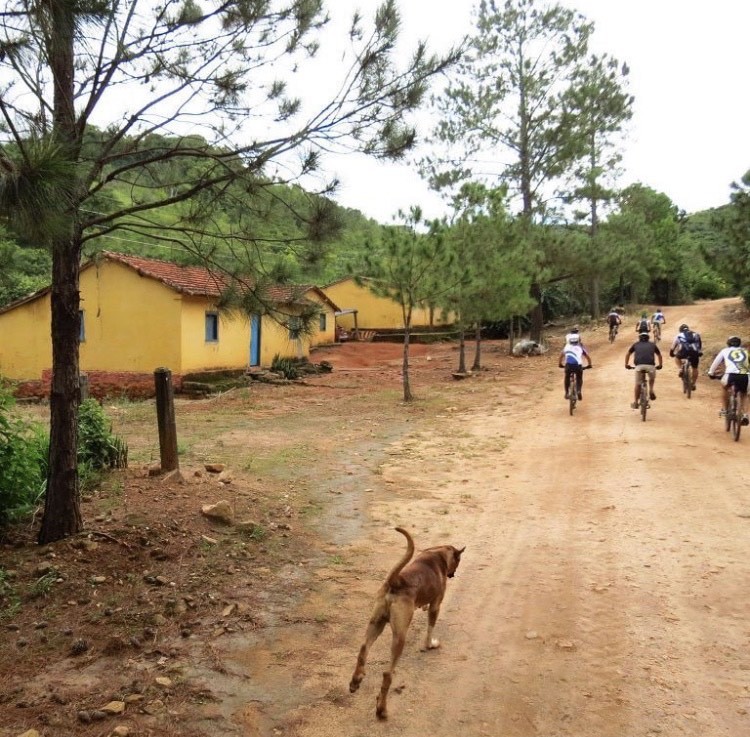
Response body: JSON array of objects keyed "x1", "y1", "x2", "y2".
[{"x1": 323, "y1": 0, "x2": 750, "y2": 223}]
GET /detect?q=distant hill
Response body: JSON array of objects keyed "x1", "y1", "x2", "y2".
[{"x1": 0, "y1": 130, "x2": 389, "y2": 307}]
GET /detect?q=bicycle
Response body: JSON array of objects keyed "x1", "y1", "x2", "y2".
[
  {"x1": 679, "y1": 357, "x2": 692, "y2": 398},
  {"x1": 710, "y1": 375, "x2": 743, "y2": 441},
  {"x1": 608, "y1": 323, "x2": 618, "y2": 343},
  {"x1": 561, "y1": 365, "x2": 591, "y2": 415},
  {"x1": 627, "y1": 365, "x2": 661, "y2": 421}
]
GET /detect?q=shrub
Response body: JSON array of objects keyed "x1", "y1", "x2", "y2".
[
  {"x1": 78, "y1": 399, "x2": 128, "y2": 473},
  {"x1": 0, "y1": 387, "x2": 48, "y2": 524},
  {"x1": 0, "y1": 394, "x2": 128, "y2": 524},
  {"x1": 691, "y1": 273, "x2": 729, "y2": 300},
  {"x1": 270, "y1": 354, "x2": 300, "y2": 380}
]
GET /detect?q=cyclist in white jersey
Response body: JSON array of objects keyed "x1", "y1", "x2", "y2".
[
  {"x1": 565, "y1": 326, "x2": 584, "y2": 346},
  {"x1": 558, "y1": 334, "x2": 592, "y2": 400},
  {"x1": 707, "y1": 336, "x2": 750, "y2": 425},
  {"x1": 651, "y1": 308, "x2": 666, "y2": 338}
]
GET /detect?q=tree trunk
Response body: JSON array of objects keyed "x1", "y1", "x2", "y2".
[
  {"x1": 38, "y1": 1, "x2": 83, "y2": 544},
  {"x1": 402, "y1": 326, "x2": 413, "y2": 402},
  {"x1": 508, "y1": 316, "x2": 515, "y2": 355},
  {"x1": 401, "y1": 304, "x2": 413, "y2": 402},
  {"x1": 588, "y1": 159, "x2": 601, "y2": 320},
  {"x1": 589, "y1": 275, "x2": 601, "y2": 320},
  {"x1": 529, "y1": 282, "x2": 544, "y2": 343},
  {"x1": 457, "y1": 327, "x2": 467, "y2": 373},
  {"x1": 618, "y1": 274, "x2": 626, "y2": 305},
  {"x1": 472, "y1": 323, "x2": 482, "y2": 371},
  {"x1": 39, "y1": 238, "x2": 83, "y2": 543}
]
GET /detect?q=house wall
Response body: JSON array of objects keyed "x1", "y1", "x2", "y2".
[
  {"x1": 180, "y1": 297, "x2": 251, "y2": 372},
  {"x1": 80, "y1": 260, "x2": 183, "y2": 372},
  {"x1": 0, "y1": 257, "x2": 321, "y2": 398},
  {"x1": 323, "y1": 278, "x2": 452, "y2": 330},
  {"x1": 305, "y1": 292, "x2": 337, "y2": 347},
  {"x1": 258, "y1": 310, "x2": 311, "y2": 365},
  {"x1": 0, "y1": 293, "x2": 52, "y2": 380}
]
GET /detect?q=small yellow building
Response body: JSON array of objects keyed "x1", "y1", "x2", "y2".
[
  {"x1": 0, "y1": 252, "x2": 339, "y2": 397},
  {"x1": 322, "y1": 276, "x2": 454, "y2": 332}
]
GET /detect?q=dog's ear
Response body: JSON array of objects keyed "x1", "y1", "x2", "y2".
[{"x1": 457, "y1": 546, "x2": 466, "y2": 554}]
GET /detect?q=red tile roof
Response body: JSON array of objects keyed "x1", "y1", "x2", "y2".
[
  {"x1": 100, "y1": 252, "x2": 328, "y2": 306},
  {"x1": 0, "y1": 251, "x2": 338, "y2": 314},
  {"x1": 101, "y1": 251, "x2": 228, "y2": 297}
]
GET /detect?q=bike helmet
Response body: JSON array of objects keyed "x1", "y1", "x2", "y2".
[
  {"x1": 727, "y1": 336, "x2": 742, "y2": 347},
  {"x1": 568, "y1": 334, "x2": 580, "y2": 344},
  {"x1": 679, "y1": 323, "x2": 689, "y2": 332},
  {"x1": 638, "y1": 332, "x2": 650, "y2": 340},
  {"x1": 641, "y1": 312, "x2": 647, "y2": 318},
  {"x1": 570, "y1": 326, "x2": 579, "y2": 333}
]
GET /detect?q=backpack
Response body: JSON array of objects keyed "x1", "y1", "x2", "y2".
[
  {"x1": 637, "y1": 319, "x2": 649, "y2": 333},
  {"x1": 680, "y1": 330, "x2": 701, "y2": 353}
]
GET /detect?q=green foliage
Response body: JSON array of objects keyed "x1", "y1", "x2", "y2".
[
  {"x1": 77, "y1": 399, "x2": 128, "y2": 473},
  {"x1": 0, "y1": 394, "x2": 128, "y2": 525},
  {"x1": 541, "y1": 283, "x2": 588, "y2": 322},
  {"x1": 28, "y1": 570, "x2": 58, "y2": 600},
  {"x1": 239, "y1": 523, "x2": 267, "y2": 543},
  {"x1": 362, "y1": 206, "x2": 458, "y2": 400},
  {"x1": 430, "y1": 0, "x2": 596, "y2": 217},
  {"x1": 0, "y1": 239, "x2": 51, "y2": 307},
  {"x1": 270, "y1": 354, "x2": 300, "y2": 380},
  {"x1": 0, "y1": 387, "x2": 48, "y2": 524},
  {"x1": 706, "y1": 170, "x2": 750, "y2": 290}
]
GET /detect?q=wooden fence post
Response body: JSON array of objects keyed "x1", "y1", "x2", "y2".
[
  {"x1": 154, "y1": 367, "x2": 179, "y2": 472},
  {"x1": 79, "y1": 374, "x2": 89, "y2": 402}
]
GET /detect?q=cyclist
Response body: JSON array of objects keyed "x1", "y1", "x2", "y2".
[
  {"x1": 635, "y1": 312, "x2": 651, "y2": 335},
  {"x1": 558, "y1": 333, "x2": 592, "y2": 400},
  {"x1": 651, "y1": 308, "x2": 666, "y2": 339},
  {"x1": 669, "y1": 323, "x2": 702, "y2": 390},
  {"x1": 606, "y1": 308, "x2": 622, "y2": 338},
  {"x1": 565, "y1": 325, "x2": 583, "y2": 346},
  {"x1": 625, "y1": 332, "x2": 663, "y2": 408},
  {"x1": 707, "y1": 336, "x2": 750, "y2": 426}
]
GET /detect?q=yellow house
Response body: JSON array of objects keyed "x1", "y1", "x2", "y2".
[
  {"x1": 322, "y1": 276, "x2": 454, "y2": 332},
  {"x1": 298, "y1": 284, "x2": 339, "y2": 347},
  {"x1": 0, "y1": 252, "x2": 339, "y2": 398}
]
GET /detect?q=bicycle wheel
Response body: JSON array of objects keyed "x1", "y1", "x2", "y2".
[
  {"x1": 725, "y1": 392, "x2": 733, "y2": 432},
  {"x1": 609, "y1": 327, "x2": 615, "y2": 343},
  {"x1": 569, "y1": 374, "x2": 577, "y2": 415},
  {"x1": 732, "y1": 392, "x2": 742, "y2": 441},
  {"x1": 682, "y1": 363, "x2": 692, "y2": 398},
  {"x1": 640, "y1": 381, "x2": 648, "y2": 421}
]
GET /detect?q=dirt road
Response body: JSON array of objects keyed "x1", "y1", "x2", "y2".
[{"x1": 215, "y1": 299, "x2": 750, "y2": 737}]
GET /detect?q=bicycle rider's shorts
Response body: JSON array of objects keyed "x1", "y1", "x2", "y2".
[
  {"x1": 633, "y1": 364, "x2": 655, "y2": 383},
  {"x1": 724, "y1": 373, "x2": 749, "y2": 393},
  {"x1": 677, "y1": 349, "x2": 700, "y2": 368}
]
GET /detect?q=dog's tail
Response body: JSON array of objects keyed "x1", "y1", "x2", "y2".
[{"x1": 385, "y1": 527, "x2": 414, "y2": 587}]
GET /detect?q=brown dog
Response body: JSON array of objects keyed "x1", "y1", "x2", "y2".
[{"x1": 349, "y1": 527, "x2": 465, "y2": 720}]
